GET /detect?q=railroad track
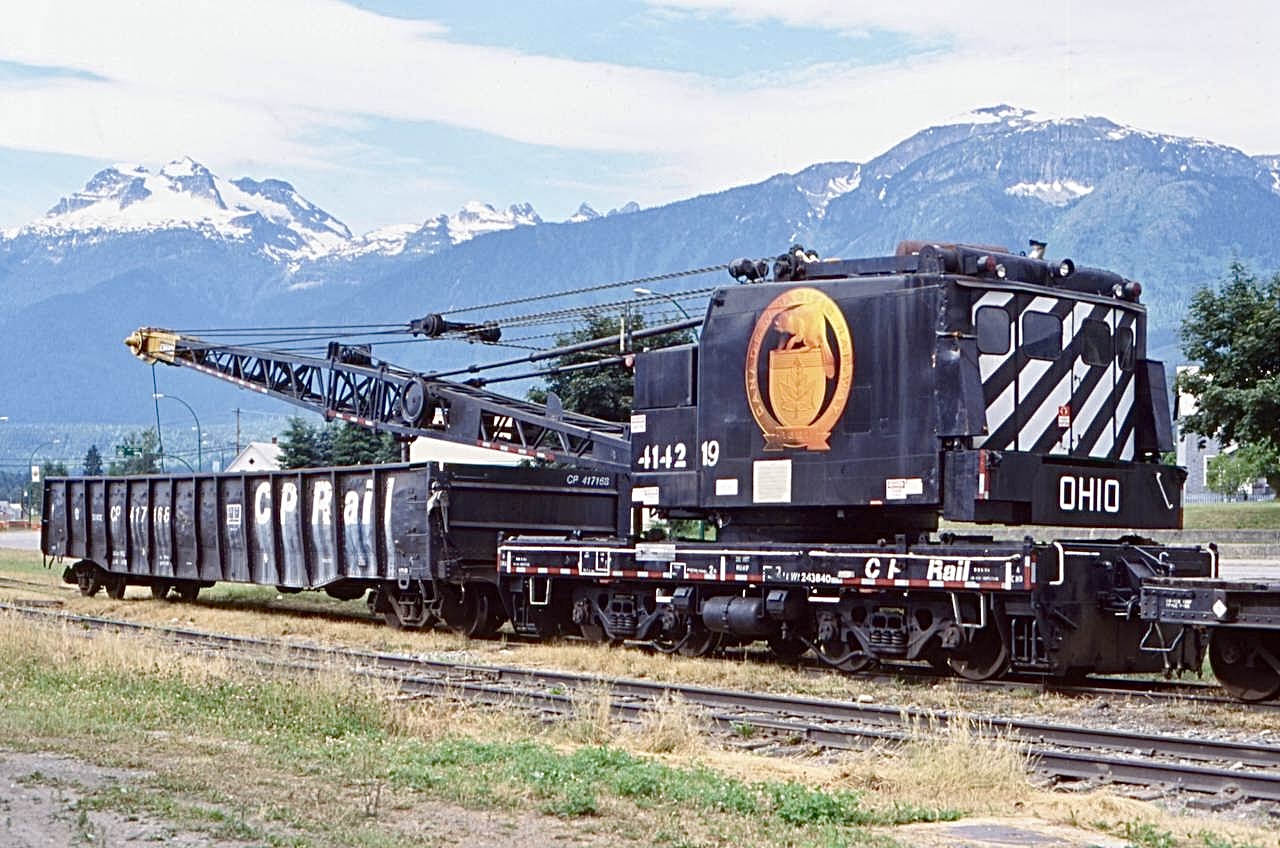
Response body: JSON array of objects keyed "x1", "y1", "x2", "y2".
[
  {"x1": 4, "y1": 575, "x2": 1265, "y2": 708},
  {"x1": 4, "y1": 602, "x2": 1280, "y2": 804},
  {"x1": 0, "y1": 576, "x2": 1269, "y2": 715}
]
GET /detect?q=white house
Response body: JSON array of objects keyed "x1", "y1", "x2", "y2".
[{"x1": 225, "y1": 441, "x2": 284, "y2": 472}]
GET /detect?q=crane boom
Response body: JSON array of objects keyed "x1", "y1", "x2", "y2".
[{"x1": 125, "y1": 327, "x2": 630, "y2": 471}]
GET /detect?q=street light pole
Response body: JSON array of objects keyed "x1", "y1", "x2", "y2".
[
  {"x1": 633, "y1": 287, "x2": 699, "y2": 338},
  {"x1": 153, "y1": 393, "x2": 202, "y2": 472}
]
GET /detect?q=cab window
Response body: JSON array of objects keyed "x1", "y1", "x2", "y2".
[
  {"x1": 1081, "y1": 318, "x2": 1112, "y2": 367},
  {"x1": 1115, "y1": 326, "x2": 1135, "y2": 370},
  {"x1": 976, "y1": 306, "x2": 1011, "y2": 355},
  {"x1": 1021, "y1": 311, "x2": 1061, "y2": 360}
]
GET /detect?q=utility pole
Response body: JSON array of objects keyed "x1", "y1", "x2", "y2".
[{"x1": 234, "y1": 408, "x2": 241, "y2": 453}]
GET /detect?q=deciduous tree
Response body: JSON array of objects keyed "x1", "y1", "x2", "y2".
[
  {"x1": 528, "y1": 312, "x2": 693, "y2": 421},
  {"x1": 1206, "y1": 445, "x2": 1278, "y2": 499},
  {"x1": 1179, "y1": 261, "x2": 1280, "y2": 495}
]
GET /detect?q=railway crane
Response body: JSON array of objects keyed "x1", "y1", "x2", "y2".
[{"x1": 39, "y1": 239, "x2": 1280, "y2": 701}]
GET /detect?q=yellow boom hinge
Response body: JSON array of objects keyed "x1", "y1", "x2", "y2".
[{"x1": 124, "y1": 327, "x2": 182, "y2": 365}]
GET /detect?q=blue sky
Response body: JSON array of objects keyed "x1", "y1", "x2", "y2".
[{"x1": 0, "y1": 0, "x2": 1274, "y2": 234}]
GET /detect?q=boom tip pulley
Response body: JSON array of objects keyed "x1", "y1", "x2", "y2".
[
  {"x1": 410, "y1": 313, "x2": 501, "y2": 344},
  {"x1": 124, "y1": 327, "x2": 181, "y2": 364}
]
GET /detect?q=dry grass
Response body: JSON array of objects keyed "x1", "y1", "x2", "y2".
[
  {"x1": 4, "y1": 551, "x2": 1273, "y2": 740},
  {"x1": 5, "y1": 552, "x2": 1280, "y2": 846},
  {"x1": 872, "y1": 715, "x2": 1031, "y2": 807},
  {"x1": 627, "y1": 691, "x2": 711, "y2": 756},
  {"x1": 1, "y1": 610, "x2": 1277, "y2": 847}
]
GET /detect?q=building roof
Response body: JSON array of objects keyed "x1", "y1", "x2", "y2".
[
  {"x1": 225, "y1": 441, "x2": 283, "y2": 472},
  {"x1": 408, "y1": 436, "x2": 523, "y2": 466}
]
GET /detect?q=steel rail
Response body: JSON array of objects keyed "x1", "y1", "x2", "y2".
[
  {"x1": 4, "y1": 602, "x2": 1280, "y2": 802},
  {"x1": 0, "y1": 589, "x2": 1267, "y2": 709}
]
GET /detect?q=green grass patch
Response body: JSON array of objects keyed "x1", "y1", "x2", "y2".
[
  {"x1": 1182, "y1": 500, "x2": 1280, "y2": 530},
  {"x1": 0, "y1": 618, "x2": 956, "y2": 846},
  {"x1": 0, "y1": 548, "x2": 55, "y2": 577},
  {"x1": 389, "y1": 739, "x2": 937, "y2": 826}
]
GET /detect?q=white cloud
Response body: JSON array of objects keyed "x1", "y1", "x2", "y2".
[{"x1": 0, "y1": 0, "x2": 1276, "y2": 224}]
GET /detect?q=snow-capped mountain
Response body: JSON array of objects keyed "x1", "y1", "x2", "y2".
[
  {"x1": 25, "y1": 157, "x2": 353, "y2": 262},
  {"x1": 7, "y1": 157, "x2": 572, "y2": 266},
  {"x1": 4, "y1": 105, "x2": 1280, "y2": 426},
  {"x1": 341, "y1": 201, "x2": 545, "y2": 258},
  {"x1": 568, "y1": 203, "x2": 601, "y2": 223}
]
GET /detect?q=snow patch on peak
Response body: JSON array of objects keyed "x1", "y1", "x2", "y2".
[
  {"x1": 607, "y1": 201, "x2": 641, "y2": 216},
  {"x1": 347, "y1": 223, "x2": 420, "y2": 257},
  {"x1": 1254, "y1": 155, "x2": 1280, "y2": 193},
  {"x1": 826, "y1": 173, "x2": 862, "y2": 196},
  {"x1": 338, "y1": 201, "x2": 544, "y2": 260},
  {"x1": 797, "y1": 166, "x2": 863, "y2": 218},
  {"x1": 449, "y1": 201, "x2": 541, "y2": 242},
  {"x1": 1004, "y1": 179, "x2": 1095, "y2": 206},
  {"x1": 960, "y1": 104, "x2": 1036, "y2": 124},
  {"x1": 568, "y1": 202, "x2": 601, "y2": 223},
  {"x1": 159, "y1": 156, "x2": 206, "y2": 178}
]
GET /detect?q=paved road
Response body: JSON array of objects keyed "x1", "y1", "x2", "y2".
[
  {"x1": 1216, "y1": 560, "x2": 1280, "y2": 580},
  {"x1": 0, "y1": 530, "x2": 39, "y2": 551}
]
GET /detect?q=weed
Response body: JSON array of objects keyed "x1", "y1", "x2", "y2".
[
  {"x1": 565, "y1": 683, "x2": 617, "y2": 745},
  {"x1": 1198, "y1": 832, "x2": 1264, "y2": 848},
  {"x1": 1121, "y1": 821, "x2": 1176, "y2": 848},
  {"x1": 71, "y1": 806, "x2": 105, "y2": 846},
  {"x1": 626, "y1": 691, "x2": 708, "y2": 755},
  {"x1": 543, "y1": 783, "x2": 598, "y2": 818}
]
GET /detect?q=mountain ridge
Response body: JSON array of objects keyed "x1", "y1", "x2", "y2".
[{"x1": 3, "y1": 105, "x2": 1280, "y2": 424}]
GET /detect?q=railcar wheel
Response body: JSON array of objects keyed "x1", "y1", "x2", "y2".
[
  {"x1": 468, "y1": 585, "x2": 507, "y2": 638},
  {"x1": 766, "y1": 635, "x2": 809, "y2": 663},
  {"x1": 923, "y1": 649, "x2": 951, "y2": 674},
  {"x1": 150, "y1": 581, "x2": 172, "y2": 600},
  {"x1": 672, "y1": 626, "x2": 719, "y2": 657},
  {"x1": 104, "y1": 574, "x2": 127, "y2": 600},
  {"x1": 372, "y1": 586, "x2": 433, "y2": 631},
  {"x1": 73, "y1": 562, "x2": 103, "y2": 597},
  {"x1": 813, "y1": 640, "x2": 873, "y2": 673},
  {"x1": 1210, "y1": 630, "x2": 1280, "y2": 703},
  {"x1": 681, "y1": 627, "x2": 720, "y2": 657},
  {"x1": 439, "y1": 584, "x2": 475, "y2": 633},
  {"x1": 948, "y1": 624, "x2": 1010, "y2": 682},
  {"x1": 382, "y1": 604, "x2": 410, "y2": 630},
  {"x1": 652, "y1": 610, "x2": 719, "y2": 657},
  {"x1": 440, "y1": 584, "x2": 505, "y2": 637},
  {"x1": 836, "y1": 653, "x2": 874, "y2": 673},
  {"x1": 173, "y1": 582, "x2": 200, "y2": 603},
  {"x1": 579, "y1": 620, "x2": 623, "y2": 645}
]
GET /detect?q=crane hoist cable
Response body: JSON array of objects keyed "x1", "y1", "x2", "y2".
[
  {"x1": 166, "y1": 263, "x2": 723, "y2": 358},
  {"x1": 439, "y1": 263, "x2": 727, "y2": 315}
]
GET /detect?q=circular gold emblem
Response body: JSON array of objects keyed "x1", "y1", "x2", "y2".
[{"x1": 744, "y1": 287, "x2": 854, "y2": 451}]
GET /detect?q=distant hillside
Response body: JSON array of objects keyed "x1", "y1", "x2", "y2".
[{"x1": 2, "y1": 105, "x2": 1279, "y2": 423}]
